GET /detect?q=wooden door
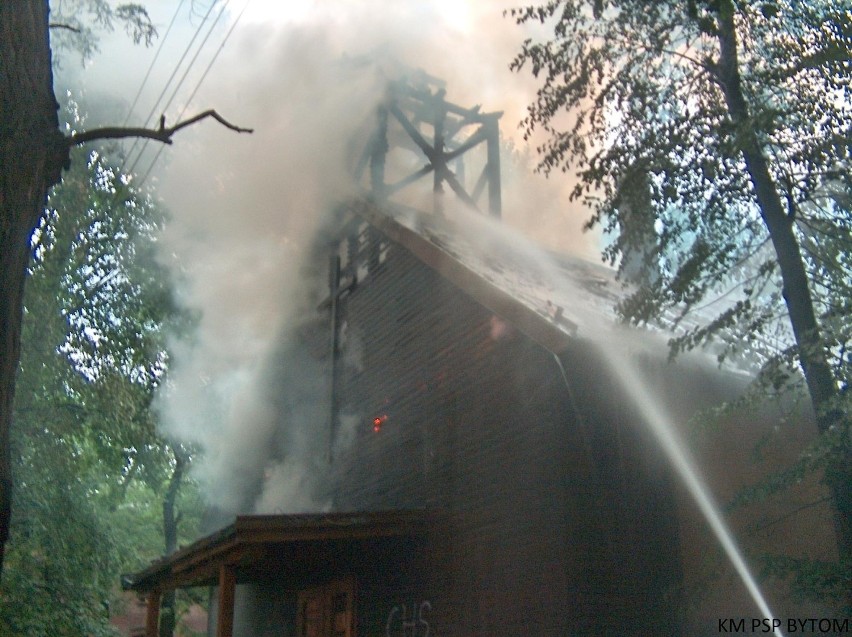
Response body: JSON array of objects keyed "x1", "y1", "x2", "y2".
[{"x1": 296, "y1": 578, "x2": 354, "y2": 637}]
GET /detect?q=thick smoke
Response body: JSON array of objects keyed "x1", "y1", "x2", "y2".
[
  {"x1": 69, "y1": 1, "x2": 599, "y2": 521},
  {"x1": 152, "y1": 21, "x2": 384, "y2": 519}
]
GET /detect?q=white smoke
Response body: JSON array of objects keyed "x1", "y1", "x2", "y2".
[
  {"x1": 152, "y1": 23, "x2": 383, "y2": 517},
  {"x1": 67, "y1": 1, "x2": 600, "y2": 521}
]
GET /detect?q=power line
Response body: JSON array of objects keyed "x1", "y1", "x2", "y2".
[
  {"x1": 122, "y1": 0, "x2": 188, "y2": 127},
  {"x1": 161, "y1": 0, "x2": 231, "y2": 125},
  {"x1": 138, "y1": 0, "x2": 253, "y2": 186},
  {"x1": 125, "y1": 0, "x2": 219, "y2": 174},
  {"x1": 179, "y1": 0, "x2": 252, "y2": 122},
  {"x1": 124, "y1": 0, "x2": 221, "y2": 174},
  {"x1": 129, "y1": 0, "x2": 231, "y2": 177}
]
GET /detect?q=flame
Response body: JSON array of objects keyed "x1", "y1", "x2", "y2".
[{"x1": 372, "y1": 414, "x2": 388, "y2": 432}]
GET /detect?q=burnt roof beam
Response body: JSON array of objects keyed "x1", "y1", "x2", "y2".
[
  {"x1": 484, "y1": 115, "x2": 501, "y2": 217},
  {"x1": 390, "y1": 81, "x2": 498, "y2": 122},
  {"x1": 432, "y1": 92, "x2": 446, "y2": 215},
  {"x1": 444, "y1": 126, "x2": 488, "y2": 162},
  {"x1": 389, "y1": 103, "x2": 439, "y2": 164},
  {"x1": 471, "y1": 164, "x2": 489, "y2": 204},
  {"x1": 388, "y1": 104, "x2": 487, "y2": 213},
  {"x1": 386, "y1": 163, "x2": 435, "y2": 196},
  {"x1": 441, "y1": 166, "x2": 479, "y2": 210},
  {"x1": 365, "y1": 81, "x2": 502, "y2": 217}
]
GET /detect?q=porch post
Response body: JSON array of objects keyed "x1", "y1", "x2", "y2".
[
  {"x1": 216, "y1": 565, "x2": 236, "y2": 637},
  {"x1": 145, "y1": 589, "x2": 161, "y2": 637}
]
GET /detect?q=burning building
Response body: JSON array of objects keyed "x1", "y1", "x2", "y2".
[{"x1": 124, "y1": 74, "x2": 839, "y2": 636}]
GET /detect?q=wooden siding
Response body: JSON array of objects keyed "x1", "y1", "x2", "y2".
[{"x1": 330, "y1": 226, "x2": 682, "y2": 636}]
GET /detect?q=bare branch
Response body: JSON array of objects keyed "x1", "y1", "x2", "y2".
[
  {"x1": 748, "y1": 496, "x2": 832, "y2": 535},
  {"x1": 49, "y1": 23, "x2": 82, "y2": 33},
  {"x1": 65, "y1": 110, "x2": 253, "y2": 148}
]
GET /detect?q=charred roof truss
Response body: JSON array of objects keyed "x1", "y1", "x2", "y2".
[{"x1": 353, "y1": 74, "x2": 503, "y2": 218}]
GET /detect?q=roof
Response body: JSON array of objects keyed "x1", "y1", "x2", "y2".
[
  {"x1": 346, "y1": 197, "x2": 623, "y2": 355},
  {"x1": 123, "y1": 509, "x2": 433, "y2": 592},
  {"x1": 344, "y1": 198, "x2": 759, "y2": 378}
]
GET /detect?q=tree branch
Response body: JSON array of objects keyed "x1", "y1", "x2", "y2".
[
  {"x1": 65, "y1": 110, "x2": 253, "y2": 148},
  {"x1": 748, "y1": 496, "x2": 832, "y2": 535},
  {"x1": 49, "y1": 23, "x2": 82, "y2": 33}
]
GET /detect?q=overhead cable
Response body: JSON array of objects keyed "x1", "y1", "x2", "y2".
[
  {"x1": 124, "y1": 0, "x2": 221, "y2": 174},
  {"x1": 122, "y1": 0, "x2": 188, "y2": 127},
  {"x1": 139, "y1": 0, "x2": 253, "y2": 186}
]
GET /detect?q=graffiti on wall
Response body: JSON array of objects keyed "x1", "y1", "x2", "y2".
[{"x1": 386, "y1": 600, "x2": 431, "y2": 637}]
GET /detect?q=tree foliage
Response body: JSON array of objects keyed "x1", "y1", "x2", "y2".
[
  {"x1": 1, "y1": 0, "x2": 247, "y2": 575},
  {"x1": 509, "y1": 0, "x2": 851, "y2": 576},
  {"x1": 50, "y1": 0, "x2": 157, "y2": 63},
  {"x1": 0, "y1": 100, "x2": 201, "y2": 635}
]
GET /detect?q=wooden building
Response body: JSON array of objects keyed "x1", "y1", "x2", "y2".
[{"x1": 123, "y1": 77, "x2": 839, "y2": 636}]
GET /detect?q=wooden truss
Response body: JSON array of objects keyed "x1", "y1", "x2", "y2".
[{"x1": 353, "y1": 71, "x2": 503, "y2": 218}]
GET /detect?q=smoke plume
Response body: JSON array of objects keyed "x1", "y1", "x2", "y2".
[{"x1": 68, "y1": 1, "x2": 599, "y2": 521}]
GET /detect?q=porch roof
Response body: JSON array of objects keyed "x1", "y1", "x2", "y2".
[{"x1": 122, "y1": 509, "x2": 433, "y2": 593}]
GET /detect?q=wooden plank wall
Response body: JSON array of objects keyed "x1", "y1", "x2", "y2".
[{"x1": 330, "y1": 229, "x2": 683, "y2": 636}]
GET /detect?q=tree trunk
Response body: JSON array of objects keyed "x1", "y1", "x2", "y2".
[
  {"x1": 716, "y1": 1, "x2": 852, "y2": 563},
  {"x1": 0, "y1": 0, "x2": 66, "y2": 575},
  {"x1": 159, "y1": 446, "x2": 187, "y2": 637}
]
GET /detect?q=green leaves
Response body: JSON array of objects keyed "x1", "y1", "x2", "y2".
[
  {"x1": 760, "y1": 554, "x2": 851, "y2": 612},
  {"x1": 49, "y1": 0, "x2": 157, "y2": 64},
  {"x1": 511, "y1": 0, "x2": 851, "y2": 384},
  {"x1": 511, "y1": 0, "x2": 852, "y2": 600},
  {"x1": 2, "y1": 98, "x2": 199, "y2": 635}
]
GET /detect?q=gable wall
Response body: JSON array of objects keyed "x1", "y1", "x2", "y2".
[{"x1": 329, "y1": 228, "x2": 682, "y2": 636}]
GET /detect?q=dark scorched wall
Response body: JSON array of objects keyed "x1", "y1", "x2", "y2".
[{"x1": 329, "y1": 220, "x2": 682, "y2": 636}]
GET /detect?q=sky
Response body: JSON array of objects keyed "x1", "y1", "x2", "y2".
[{"x1": 55, "y1": 0, "x2": 604, "y2": 517}]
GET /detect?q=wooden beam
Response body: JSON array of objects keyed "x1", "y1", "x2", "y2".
[
  {"x1": 441, "y1": 168, "x2": 480, "y2": 211},
  {"x1": 484, "y1": 116, "x2": 502, "y2": 218},
  {"x1": 391, "y1": 81, "x2": 501, "y2": 121},
  {"x1": 145, "y1": 589, "x2": 161, "y2": 637},
  {"x1": 327, "y1": 253, "x2": 342, "y2": 462},
  {"x1": 389, "y1": 104, "x2": 436, "y2": 163},
  {"x1": 444, "y1": 126, "x2": 487, "y2": 162},
  {"x1": 386, "y1": 164, "x2": 435, "y2": 196},
  {"x1": 471, "y1": 165, "x2": 489, "y2": 203},
  {"x1": 369, "y1": 106, "x2": 389, "y2": 197},
  {"x1": 216, "y1": 565, "x2": 237, "y2": 637},
  {"x1": 432, "y1": 94, "x2": 446, "y2": 216}
]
